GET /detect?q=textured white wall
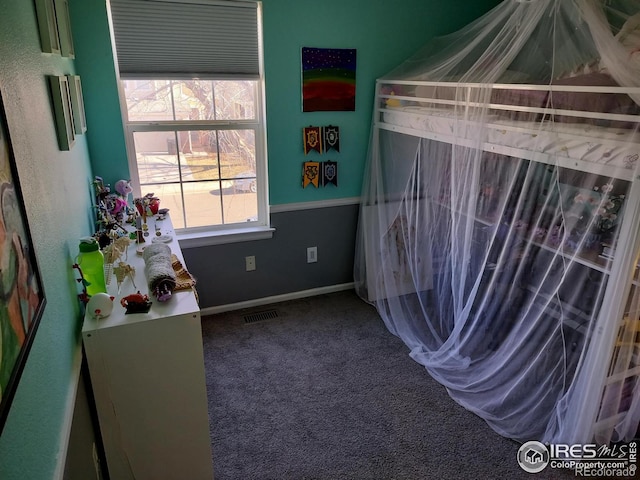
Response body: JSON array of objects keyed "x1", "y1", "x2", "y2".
[{"x1": 0, "y1": 1, "x2": 95, "y2": 478}]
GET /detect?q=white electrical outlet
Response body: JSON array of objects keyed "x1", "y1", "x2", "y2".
[
  {"x1": 307, "y1": 246, "x2": 318, "y2": 263},
  {"x1": 245, "y1": 255, "x2": 256, "y2": 271}
]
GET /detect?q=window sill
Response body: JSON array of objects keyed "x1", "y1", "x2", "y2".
[{"x1": 177, "y1": 226, "x2": 275, "y2": 249}]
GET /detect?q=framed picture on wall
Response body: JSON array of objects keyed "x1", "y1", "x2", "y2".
[
  {"x1": 67, "y1": 75, "x2": 86, "y2": 134},
  {"x1": 48, "y1": 75, "x2": 75, "y2": 150},
  {"x1": 301, "y1": 47, "x2": 357, "y2": 112},
  {"x1": 34, "y1": 0, "x2": 61, "y2": 55},
  {"x1": 34, "y1": 0, "x2": 75, "y2": 58},
  {"x1": 0, "y1": 89, "x2": 47, "y2": 433},
  {"x1": 55, "y1": 0, "x2": 75, "y2": 58}
]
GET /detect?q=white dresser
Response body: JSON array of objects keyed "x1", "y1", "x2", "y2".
[{"x1": 82, "y1": 216, "x2": 214, "y2": 480}]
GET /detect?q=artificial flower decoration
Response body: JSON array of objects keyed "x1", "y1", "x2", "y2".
[{"x1": 593, "y1": 184, "x2": 625, "y2": 233}]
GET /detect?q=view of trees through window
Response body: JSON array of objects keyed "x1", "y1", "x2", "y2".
[{"x1": 122, "y1": 79, "x2": 260, "y2": 230}]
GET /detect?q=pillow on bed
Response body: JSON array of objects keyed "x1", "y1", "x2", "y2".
[
  {"x1": 489, "y1": 71, "x2": 640, "y2": 127},
  {"x1": 495, "y1": 12, "x2": 640, "y2": 126},
  {"x1": 540, "y1": 11, "x2": 640, "y2": 125},
  {"x1": 549, "y1": 72, "x2": 640, "y2": 127},
  {"x1": 414, "y1": 84, "x2": 455, "y2": 105},
  {"x1": 412, "y1": 72, "x2": 638, "y2": 127}
]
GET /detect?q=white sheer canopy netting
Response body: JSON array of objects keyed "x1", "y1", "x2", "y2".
[{"x1": 355, "y1": 0, "x2": 640, "y2": 444}]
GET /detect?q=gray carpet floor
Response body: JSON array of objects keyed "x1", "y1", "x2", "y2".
[{"x1": 202, "y1": 289, "x2": 576, "y2": 480}]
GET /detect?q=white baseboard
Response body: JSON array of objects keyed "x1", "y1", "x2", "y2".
[
  {"x1": 54, "y1": 344, "x2": 83, "y2": 480},
  {"x1": 200, "y1": 282, "x2": 355, "y2": 316}
]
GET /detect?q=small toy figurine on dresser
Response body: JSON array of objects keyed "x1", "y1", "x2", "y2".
[
  {"x1": 86, "y1": 293, "x2": 115, "y2": 320},
  {"x1": 92, "y1": 176, "x2": 130, "y2": 248},
  {"x1": 134, "y1": 193, "x2": 161, "y2": 241},
  {"x1": 114, "y1": 179, "x2": 135, "y2": 223},
  {"x1": 121, "y1": 291, "x2": 152, "y2": 314}
]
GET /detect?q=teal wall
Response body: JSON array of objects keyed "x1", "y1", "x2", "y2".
[
  {"x1": 262, "y1": 0, "x2": 501, "y2": 204},
  {"x1": 0, "y1": 1, "x2": 95, "y2": 479},
  {"x1": 76, "y1": 0, "x2": 502, "y2": 205},
  {"x1": 70, "y1": 0, "x2": 128, "y2": 194}
]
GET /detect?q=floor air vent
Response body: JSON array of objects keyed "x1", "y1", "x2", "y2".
[{"x1": 244, "y1": 309, "x2": 279, "y2": 324}]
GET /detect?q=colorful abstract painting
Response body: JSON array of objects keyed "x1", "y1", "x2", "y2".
[
  {"x1": 302, "y1": 47, "x2": 356, "y2": 112},
  {"x1": 0, "y1": 90, "x2": 46, "y2": 433}
]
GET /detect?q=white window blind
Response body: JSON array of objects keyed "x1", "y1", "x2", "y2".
[{"x1": 109, "y1": 0, "x2": 260, "y2": 78}]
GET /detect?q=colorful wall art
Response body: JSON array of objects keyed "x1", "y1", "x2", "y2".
[
  {"x1": 0, "y1": 90, "x2": 47, "y2": 433},
  {"x1": 303, "y1": 125, "x2": 340, "y2": 155},
  {"x1": 301, "y1": 47, "x2": 356, "y2": 112}
]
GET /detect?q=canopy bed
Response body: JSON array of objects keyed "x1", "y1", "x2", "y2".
[{"x1": 354, "y1": 0, "x2": 640, "y2": 444}]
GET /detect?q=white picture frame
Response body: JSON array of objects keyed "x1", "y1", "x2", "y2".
[
  {"x1": 67, "y1": 75, "x2": 87, "y2": 134},
  {"x1": 34, "y1": 0, "x2": 61, "y2": 55},
  {"x1": 48, "y1": 75, "x2": 75, "y2": 150},
  {"x1": 54, "y1": 0, "x2": 75, "y2": 58}
]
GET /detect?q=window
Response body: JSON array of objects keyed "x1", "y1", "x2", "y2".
[
  {"x1": 121, "y1": 79, "x2": 263, "y2": 231},
  {"x1": 109, "y1": 0, "x2": 268, "y2": 238}
]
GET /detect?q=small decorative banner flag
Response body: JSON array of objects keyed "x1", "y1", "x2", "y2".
[
  {"x1": 302, "y1": 161, "x2": 320, "y2": 188},
  {"x1": 322, "y1": 126, "x2": 340, "y2": 152},
  {"x1": 303, "y1": 126, "x2": 322, "y2": 155},
  {"x1": 322, "y1": 160, "x2": 338, "y2": 187}
]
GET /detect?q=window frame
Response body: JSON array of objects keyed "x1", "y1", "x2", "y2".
[{"x1": 109, "y1": 0, "x2": 271, "y2": 245}]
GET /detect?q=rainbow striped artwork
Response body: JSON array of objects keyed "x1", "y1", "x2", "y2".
[{"x1": 301, "y1": 47, "x2": 356, "y2": 112}]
